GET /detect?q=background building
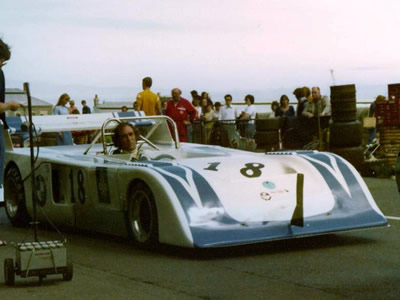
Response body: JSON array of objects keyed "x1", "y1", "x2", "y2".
[{"x1": 5, "y1": 88, "x2": 53, "y2": 116}]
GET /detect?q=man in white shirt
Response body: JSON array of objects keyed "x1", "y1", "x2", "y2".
[
  {"x1": 220, "y1": 94, "x2": 237, "y2": 121},
  {"x1": 240, "y1": 94, "x2": 257, "y2": 138}
]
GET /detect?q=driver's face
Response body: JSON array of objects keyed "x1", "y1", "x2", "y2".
[{"x1": 119, "y1": 125, "x2": 137, "y2": 153}]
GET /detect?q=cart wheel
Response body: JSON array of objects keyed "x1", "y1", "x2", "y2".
[
  {"x1": 63, "y1": 262, "x2": 73, "y2": 281},
  {"x1": 38, "y1": 274, "x2": 45, "y2": 285},
  {"x1": 4, "y1": 258, "x2": 15, "y2": 286}
]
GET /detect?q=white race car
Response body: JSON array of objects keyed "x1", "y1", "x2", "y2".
[{"x1": 3, "y1": 112, "x2": 387, "y2": 248}]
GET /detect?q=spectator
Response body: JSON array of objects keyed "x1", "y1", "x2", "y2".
[
  {"x1": 191, "y1": 90, "x2": 199, "y2": 104},
  {"x1": 201, "y1": 91, "x2": 213, "y2": 106},
  {"x1": 214, "y1": 102, "x2": 222, "y2": 120},
  {"x1": 165, "y1": 88, "x2": 196, "y2": 142},
  {"x1": 201, "y1": 103, "x2": 218, "y2": 122},
  {"x1": 135, "y1": 76, "x2": 161, "y2": 115},
  {"x1": 200, "y1": 97, "x2": 208, "y2": 117},
  {"x1": 81, "y1": 100, "x2": 91, "y2": 114},
  {"x1": 192, "y1": 95, "x2": 202, "y2": 118},
  {"x1": 0, "y1": 38, "x2": 22, "y2": 188},
  {"x1": 71, "y1": 108, "x2": 86, "y2": 144},
  {"x1": 367, "y1": 95, "x2": 385, "y2": 144},
  {"x1": 53, "y1": 93, "x2": 73, "y2": 145},
  {"x1": 240, "y1": 94, "x2": 257, "y2": 138},
  {"x1": 275, "y1": 95, "x2": 295, "y2": 117},
  {"x1": 133, "y1": 102, "x2": 139, "y2": 112},
  {"x1": 160, "y1": 100, "x2": 168, "y2": 115},
  {"x1": 303, "y1": 87, "x2": 331, "y2": 118},
  {"x1": 220, "y1": 94, "x2": 238, "y2": 121},
  {"x1": 201, "y1": 103, "x2": 218, "y2": 143},
  {"x1": 270, "y1": 101, "x2": 279, "y2": 117},
  {"x1": 112, "y1": 122, "x2": 140, "y2": 160},
  {"x1": 121, "y1": 105, "x2": 128, "y2": 112},
  {"x1": 293, "y1": 87, "x2": 306, "y2": 117},
  {"x1": 69, "y1": 99, "x2": 78, "y2": 114}
]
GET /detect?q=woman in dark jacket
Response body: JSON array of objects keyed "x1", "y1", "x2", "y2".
[{"x1": 275, "y1": 94, "x2": 295, "y2": 117}]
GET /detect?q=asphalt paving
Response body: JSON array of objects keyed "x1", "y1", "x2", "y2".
[{"x1": 0, "y1": 177, "x2": 399, "y2": 299}]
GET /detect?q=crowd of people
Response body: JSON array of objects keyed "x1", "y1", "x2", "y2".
[{"x1": 50, "y1": 76, "x2": 338, "y2": 146}]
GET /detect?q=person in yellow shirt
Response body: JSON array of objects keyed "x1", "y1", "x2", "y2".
[{"x1": 135, "y1": 77, "x2": 161, "y2": 115}]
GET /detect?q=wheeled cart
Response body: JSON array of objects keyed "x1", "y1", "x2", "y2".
[{"x1": 4, "y1": 241, "x2": 72, "y2": 285}]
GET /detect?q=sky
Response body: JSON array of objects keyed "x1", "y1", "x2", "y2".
[{"x1": 1, "y1": 0, "x2": 400, "y2": 108}]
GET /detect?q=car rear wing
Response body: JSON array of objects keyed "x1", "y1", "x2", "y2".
[{"x1": 6, "y1": 111, "x2": 146, "y2": 134}]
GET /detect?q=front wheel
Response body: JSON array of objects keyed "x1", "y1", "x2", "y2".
[
  {"x1": 4, "y1": 166, "x2": 30, "y2": 227},
  {"x1": 126, "y1": 182, "x2": 158, "y2": 247}
]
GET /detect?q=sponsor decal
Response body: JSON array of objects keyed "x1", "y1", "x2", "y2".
[
  {"x1": 96, "y1": 167, "x2": 111, "y2": 203},
  {"x1": 262, "y1": 181, "x2": 276, "y2": 189},
  {"x1": 270, "y1": 189, "x2": 289, "y2": 195},
  {"x1": 35, "y1": 175, "x2": 47, "y2": 206},
  {"x1": 260, "y1": 192, "x2": 272, "y2": 201}
]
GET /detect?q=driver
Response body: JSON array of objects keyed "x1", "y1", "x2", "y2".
[{"x1": 112, "y1": 122, "x2": 141, "y2": 159}]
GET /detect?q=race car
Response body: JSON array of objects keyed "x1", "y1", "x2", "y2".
[{"x1": 3, "y1": 112, "x2": 388, "y2": 248}]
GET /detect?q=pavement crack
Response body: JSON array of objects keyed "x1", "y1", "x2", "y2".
[{"x1": 76, "y1": 262, "x2": 208, "y2": 299}]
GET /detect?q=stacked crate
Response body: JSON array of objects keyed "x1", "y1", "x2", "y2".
[
  {"x1": 329, "y1": 84, "x2": 364, "y2": 170},
  {"x1": 375, "y1": 83, "x2": 400, "y2": 170}
]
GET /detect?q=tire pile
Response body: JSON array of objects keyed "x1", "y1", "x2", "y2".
[
  {"x1": 329, "y1": 84, "x2": 364, "y2": 170},
  {"x1": 254, "y1": 117, "x2": 282, "y2": 152}
]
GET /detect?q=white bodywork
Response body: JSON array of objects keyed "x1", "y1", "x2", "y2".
[{"x1": 3, "y1": 113, "x2": 387, "y2": 248}]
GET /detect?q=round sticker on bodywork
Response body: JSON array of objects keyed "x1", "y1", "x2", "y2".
[
  {"x1": 260, "y1": 192, "x2": 272, "y2": 201},
  {"x1": 262, "y1": 181, "x2": 276, "y2": 189}
]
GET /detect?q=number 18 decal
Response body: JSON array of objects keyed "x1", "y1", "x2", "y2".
[{"x1": 204, "y1": 162, "x2": 265, "y2": 178}]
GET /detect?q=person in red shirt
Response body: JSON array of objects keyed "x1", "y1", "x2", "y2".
[{"x1": 165, "y1": 88, "x2": 197, "y2": 142}]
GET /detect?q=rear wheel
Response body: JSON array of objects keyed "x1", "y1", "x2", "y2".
[
  {"x1": 4, "y1": 166, "x2": 30, "y2": 227},
  {"x1": 4, "y1": 258, "x2": 15, "y2": 286},
  {"x1": 126, "y1": 183, "x2": 158, "y2": 247}
]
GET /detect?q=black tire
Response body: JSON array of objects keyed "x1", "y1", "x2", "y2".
[
  {"x1": 329, "y1": 120, "x2": 362, "y2": 147},
  {"x1": 4, "y1": 258, "x2": 15, "y2": 286},
  {"x1": 331, "y1": 101, "x2": 356, "y2": 112},
  {"x1": 254, "y1": 131, "x2": 279, "y2": 145},
  {"x1": 330, "y1": 146, "x2": 365, "y2": 170},
  {"x1": 330, "y1": 84, "x2": 356, "y2": 96},
  {"x1": 330, "y1": 95, "x2": 356, "y2": 103},
  {"x1": 63, "y1": 261, "x2": 73, "y2": 281},
  {"x1": 255, "y1": 118, "x2": 282, "y2": 131},
  {"x1": 331, "y1": 111, "x2": 357, "y2": 122},
  {"x1": 4, "y1": 165, "x2": 30, "y2": 227},
  {"x1": 126, "y1": 182, "x2": 158, "y2": 247}
]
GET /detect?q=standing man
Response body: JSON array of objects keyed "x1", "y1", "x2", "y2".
[
  {"x1": 135, "y1": 77, "x2": 161, "y2": 115},
  {"x1": 165, "y1": 88, "x2": 196, "y2": 142},
  {"x1": 303, "y1": 87, "x2": 331, "y2": 118},
  {"x1": 220, "y1": 94, "x2": 238, "y2": 121},
  {"x1": 81, "y1": 100, "x2": 91, "y2": 114},
  {"x1": 0, "y1": 38, "x2": 22, "y2": 187},
  {"x1": 240, "y1": 94, "x2": 257, "y2": 138}
]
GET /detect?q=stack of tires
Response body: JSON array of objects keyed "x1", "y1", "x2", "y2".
[
  {"x1": 254, "y1": 117, "x2": 282, "y2": 152},
  {"x1": 329, "y1": 84, "x2": 364, "y2": 170}
]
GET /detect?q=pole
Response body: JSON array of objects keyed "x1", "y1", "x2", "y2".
[{"x1": 23, "y1": 82, "x2": 38, "y2": 242}]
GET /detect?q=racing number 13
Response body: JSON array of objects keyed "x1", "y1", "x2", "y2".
[{"x1": 205, "y1": 162, "x2": 265, "y2": 178}]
